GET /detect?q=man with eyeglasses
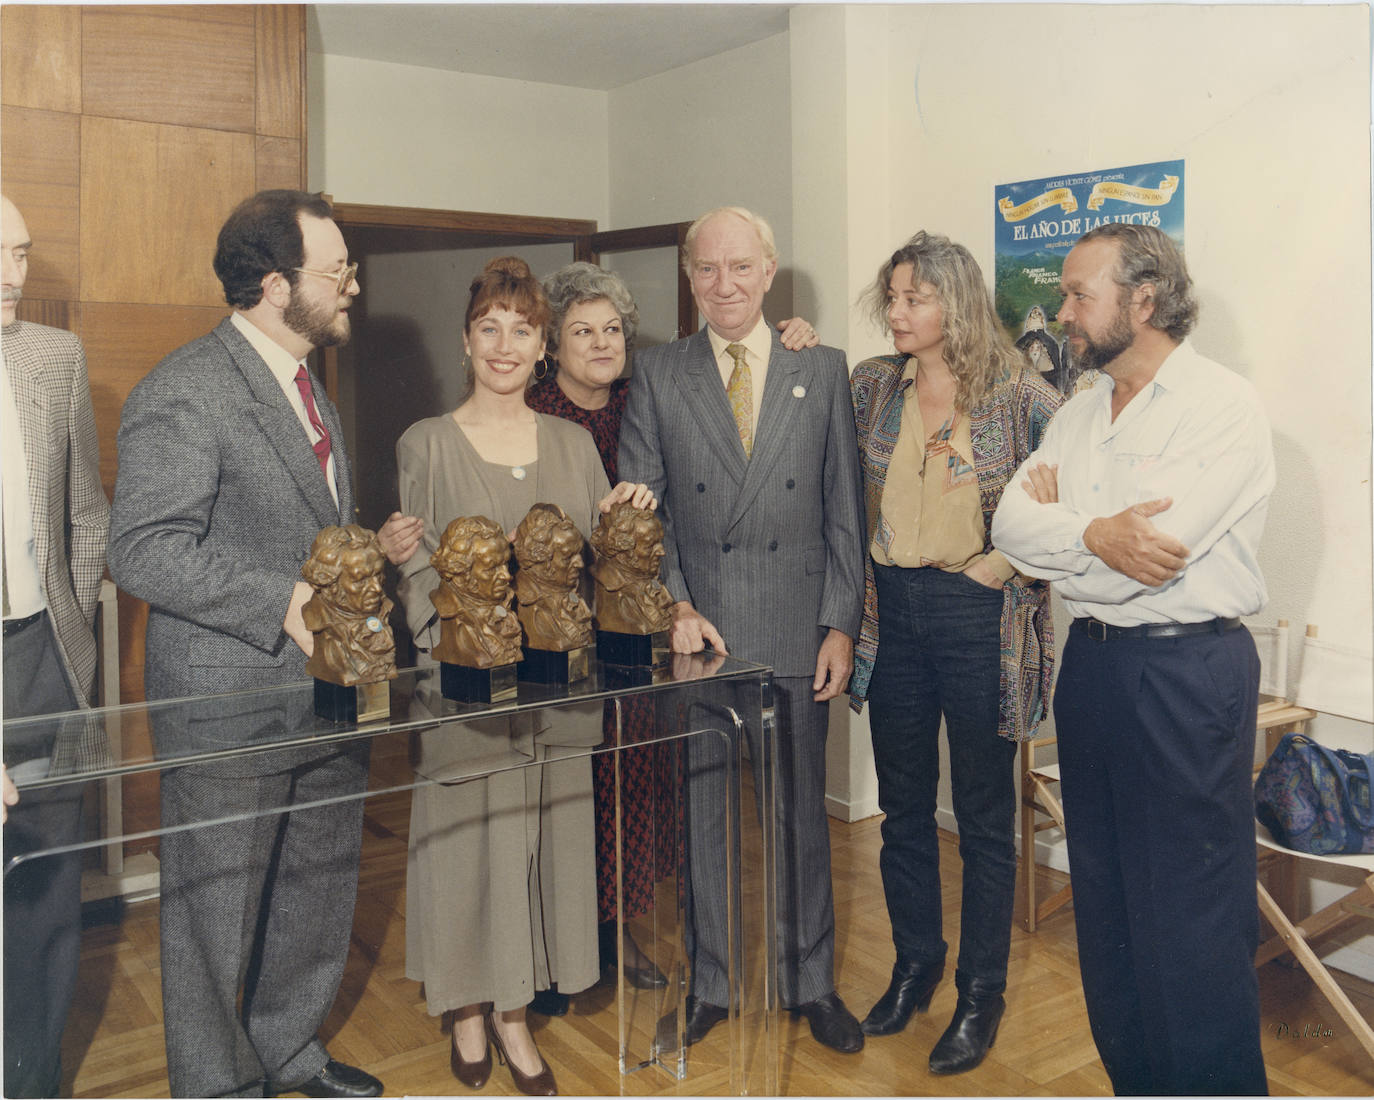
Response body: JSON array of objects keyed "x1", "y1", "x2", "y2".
[{"x1": 109, "y1": 190, "x2": 412, "y2": 1098}]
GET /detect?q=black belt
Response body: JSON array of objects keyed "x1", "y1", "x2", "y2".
[
  {"x1": 1074, "y1": 616, "x2": 1243, "y2": 642},
  {"x1": 3, "y1": 610, "x2": 43, "y2": 637}
]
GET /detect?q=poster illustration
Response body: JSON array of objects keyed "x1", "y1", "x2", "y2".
[{"x1": 994, "y1": 159, "x2": 1184, "y2": 396}]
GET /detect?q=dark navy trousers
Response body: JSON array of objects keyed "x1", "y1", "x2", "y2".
[{"x1": 1055, "y1": 620, "x2": 1267, "y2": 1096}]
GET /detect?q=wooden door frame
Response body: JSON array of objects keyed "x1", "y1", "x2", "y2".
[
  {"x1": 321, "y1": 204, "x2": 696, "y2": 393},
  {"x1": 588, "y1": 221, "x2": 698, "y2": 339}
]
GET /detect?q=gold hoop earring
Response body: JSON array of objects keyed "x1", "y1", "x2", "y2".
[{"x1": 533, "y1": 357, "x2": 550, "y2": 381}]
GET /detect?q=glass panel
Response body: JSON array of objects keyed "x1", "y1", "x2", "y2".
[{"x1": 4, "y1": 657, "x2": 777, "y2": 1095}]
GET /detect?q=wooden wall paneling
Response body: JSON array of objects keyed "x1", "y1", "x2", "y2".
[
  {"x1": 255, "y1": 4, "x2": 304, "y2": 142},
  {"x1": 0, "y1": 4, "x2": 82, "y2": 114},
  {"x1": 81, "y1": 4, "x2": 256, "y2": 133},
  {"x1": 79, "y1": 302, "x2": 230, "y2": 498},
  {"x1": 1, "y1": 105, "x2": 82, "y2": 302},
  {"x1": 255, "y1": 135, "x2": 303, "y2": 193},
  {"x1": 80, "y1": 116, "x2": 255, "y2": 307},
  {"x1": 14, "y1": 300, "x2": 77, "y2": 333}
]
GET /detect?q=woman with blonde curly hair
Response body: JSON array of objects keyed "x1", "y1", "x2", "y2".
[{"x1": 849, "y1": 232, "x2": 1062, "y2": 1074}]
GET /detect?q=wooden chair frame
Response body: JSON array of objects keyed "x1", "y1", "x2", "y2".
[{"x1": 1019, "y1": 734, "x2": 1072, "y2": 932}]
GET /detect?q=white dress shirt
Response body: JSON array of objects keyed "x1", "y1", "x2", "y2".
[
  {"x1": 230, "y1": 311, "x2": 338, "y2": 506},
  {"x1": 991, "y1": 341, "x2": 1273, "y2": 626},
  {"x1": 1, "y1": 349, "x2": 46, "y2": 619}
]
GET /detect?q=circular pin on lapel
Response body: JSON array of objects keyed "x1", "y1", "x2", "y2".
[{"x1": 793, "y1": 385, "x2": 806, "y2": 399}]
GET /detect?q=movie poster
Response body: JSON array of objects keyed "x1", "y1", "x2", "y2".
[{"x1": 994, "y1": 159, "x2": 1184, "y2": 396}]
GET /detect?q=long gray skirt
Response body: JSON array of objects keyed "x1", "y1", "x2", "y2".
[{"x1": 405, "y1": 707, "x2": 600, "y2": 1015}]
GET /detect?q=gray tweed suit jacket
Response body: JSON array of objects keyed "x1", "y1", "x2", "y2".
[
  {"x1": 109, "y1": 316, "x2": 353, "y2": 703},
  {"x1": 618, "y1": 327, "x2": 864, "y2": 677},
  {"x1": 3, "y1": 320, "x2": 109, "y2": 704}
]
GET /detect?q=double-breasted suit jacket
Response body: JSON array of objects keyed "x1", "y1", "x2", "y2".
[
  {"x1": 3, "y1": 320, "x2": 109, "y2": 704},
  {"x1": 108, "y1": 315, "x2": 369, "y2": 1097},
  {"x1": 618, "y1": 326, "x2": 864, "y2": 1007},
  {"x1": 618, "y1": 327, "x2": 864, "y2": 675}
]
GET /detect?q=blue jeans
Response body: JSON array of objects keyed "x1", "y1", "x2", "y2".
[{"x1": 866, "y1": 565, "x2": 1017, "y2": 989}]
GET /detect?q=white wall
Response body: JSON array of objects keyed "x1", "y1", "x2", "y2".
[
  {"x1": 309, "y1": 52, "x2": 609, "y2": 223},
  {"x1": 607, "y1": 33, "x2": 795, "y2": 331}
]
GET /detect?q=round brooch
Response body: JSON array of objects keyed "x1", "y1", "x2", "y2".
[
  {"x1": 365, "y1": 616, "x2": 383, "y2": 633},
  {"x1": 511, "y1": 466, "x2": 527, "y2": 480}
]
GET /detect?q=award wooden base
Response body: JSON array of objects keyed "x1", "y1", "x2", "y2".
[
  {"x1": 441, "y1": 661, "x2": 518, "y2": 704},
  {"x1": 519, "y1": 644, "x2": 592, "y2": 685},
  {"x1": 314, "y1": 678, "x2": 391, "y2": 724},
  {"x1": 597, "y1": 628, "x2": 671, "y2": 669}
]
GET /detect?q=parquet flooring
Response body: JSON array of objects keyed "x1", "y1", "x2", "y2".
[{"x1": 60, "y1": 747, "x2": 1374, "y2": 1097}]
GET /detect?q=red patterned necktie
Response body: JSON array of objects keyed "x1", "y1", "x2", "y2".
[{"x1": 294, "y1": 365, "x2": 332, "y2": 474}]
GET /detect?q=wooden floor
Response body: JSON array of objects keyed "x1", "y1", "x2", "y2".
[{"x1": 63, "y1": 771, "x2": 1374, "y2": 1097}]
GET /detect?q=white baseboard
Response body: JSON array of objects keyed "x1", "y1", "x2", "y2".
[
  {"x1": 825, "y1": 792, "x2": 881, "y2": 823},
  {"x1": 81, "y1": 852, "x2": 160, "y2": 904}
]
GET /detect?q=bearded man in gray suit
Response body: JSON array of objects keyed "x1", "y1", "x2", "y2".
[
  {"x1": 108, "y1": 191, "x2": 412, "y2": 1099},
  {"x1": 2, "y1": 193, "x2": 111, "y2": 1098},
  {"x1": 619, "y1": 206, "x2": 866, "y2": 1053}
]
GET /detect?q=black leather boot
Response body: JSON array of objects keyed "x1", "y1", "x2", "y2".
[
  {"x1": 928, "y1": 976, "x2": 1005, "y2": 1075},
  {"x1": 860, "y1": 957, "x2": 946, "y2": 1036}
]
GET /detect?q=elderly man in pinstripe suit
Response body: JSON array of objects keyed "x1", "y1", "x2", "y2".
[
  {"x1": 619, "y1": 206, "x2": 866, "y2": 1053},
  {"x1": 2, "y1": 193, "x2": 111, "y2": 1097}
]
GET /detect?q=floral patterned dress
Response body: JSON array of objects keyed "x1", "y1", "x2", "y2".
[{"x1": 525, "y1": 375, "x2": 675, "y2": 923}]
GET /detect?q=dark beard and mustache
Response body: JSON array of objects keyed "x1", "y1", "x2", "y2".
[
  {"x1": 1065, "y1": 300, "x2": 1134, "y2": 371},
  {"x1": 283, "y1": 283, "x2": 350, "y2": 349}
]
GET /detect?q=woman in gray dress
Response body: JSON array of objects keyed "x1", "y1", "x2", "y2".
[{"x1": 396, "y1": 256, "x2": 653, "y2": 1096}]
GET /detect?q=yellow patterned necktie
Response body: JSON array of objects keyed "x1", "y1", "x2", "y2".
[{"x1": 725, "y1": 342, "x2": 753, "y2": 457}]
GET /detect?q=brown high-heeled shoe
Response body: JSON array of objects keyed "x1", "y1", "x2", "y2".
[
  {"x1": 448, "y1": 1009, "x2": 492, "y2": 1089},
  {"x1": 486, "y1": 1013, "x2": 557, "y2": 1096}
]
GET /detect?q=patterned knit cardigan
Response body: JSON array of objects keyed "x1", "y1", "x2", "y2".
[{"x1": 849, "y1": 354, "x2": 1064, "y2": 741}]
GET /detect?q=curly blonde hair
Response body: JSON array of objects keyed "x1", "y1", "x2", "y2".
[{"x1": 861, "y1": 231, "x2": 1023, "y2": 411}]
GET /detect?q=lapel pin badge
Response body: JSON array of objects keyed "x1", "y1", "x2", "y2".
[{"x1": 792, "y1": 385, "x2": 806, "y2": 399}]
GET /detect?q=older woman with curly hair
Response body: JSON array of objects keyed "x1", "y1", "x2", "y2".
[{"x1": 849, "y1": 232, "x2": 1062, "y2": 1074}]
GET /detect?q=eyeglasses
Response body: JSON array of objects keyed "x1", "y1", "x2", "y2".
[{"x1": 292, "y1": 261, "x2": 359, "y2": 295}]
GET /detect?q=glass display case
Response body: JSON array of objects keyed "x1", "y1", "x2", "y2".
[{"x1": 4, "y1": 654, "x2": 779, "y2": 1095}]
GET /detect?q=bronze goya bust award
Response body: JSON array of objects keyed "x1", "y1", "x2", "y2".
[
  {"x1": 430, "y1": 515, "x2": 523, "y2": 669},
  {"x1": 590, "y1": 501, "x2": 673, "y2": 634},
  {"x1": 512, "y1": 503, "x2": 594, "y2": 652},
  {"x1": 301, "y1": 525, "x2": 398, "y2": 687}
]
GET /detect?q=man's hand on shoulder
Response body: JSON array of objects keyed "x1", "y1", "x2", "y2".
[
  {"x1": 284, "y1": 580, "x2": 316, "y2": 657},
  {"x1": 1083, "y1": 500, "x2": 1190, "y2": 587},
  {"x1": 670, "y1": 600, "x2": 728, "y2": 656},
  {"x1": 813, "y1": 628, "x2": 853, "y2": 702}
]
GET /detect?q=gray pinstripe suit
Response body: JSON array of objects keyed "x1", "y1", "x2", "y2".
[
  {"x1": 619, "y1": 327, "x2": 864, "y2": 1007},
  {"x1": 109, "y1": 317, "x2": 368, "y2": 1097}
]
